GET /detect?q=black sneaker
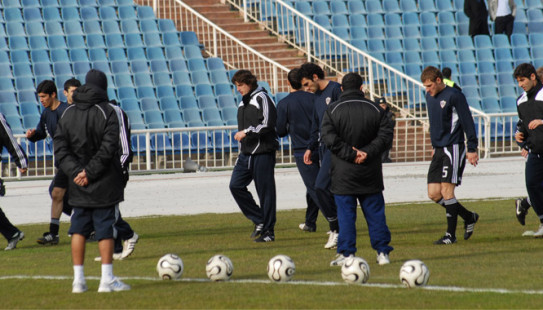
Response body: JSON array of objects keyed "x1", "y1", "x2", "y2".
[
  {"x1": 250, "y1": 224, "x2": 263, "y2": 239},
  {"x1": 0, "y1": 178, "x2": 5, "y2": 196},
  {"x1": 464, "y1": 212, "x2": 479, "y2": 240},
  {"x1": 434, "y1": 233, "x2": 456, "y2": 245},
  {"x1": 254, "y1": 231, "x2": 275, "y2": 243},
  {"x1": 37, "y1": 232, "x2": 59, "y2": 245},
  {"x1": 515, "y1": 198, "x2": 530, "y2": 226}
]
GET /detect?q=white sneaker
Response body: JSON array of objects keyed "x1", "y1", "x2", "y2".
[
  {"x1": 324, "y1": 231, "x2": 338, "y2": 249},
  {"x1": 376, "y1": 252, "x2": 390, "y2": 265},
  {"x1": 72, "y1": 281, "x2": 88, "y2": 293},
  {"x1": 533, "y1": 224, "x2": 543, "y2": 238},
  {"x1": 98, "y1": 277, "x2": 130, "y2": 293},
  {"x1": 330, "y1": 253, "x2": 353, "y2": 266},
  {"x1": 5, "y1": 231, "x2": 24, "y2": 251},
  {"x1": 121, "y1": 232, "x2": 138, "y2": 259},
  {"x1": 94, "y1": 253, "x2": 123, "y2": 262}
]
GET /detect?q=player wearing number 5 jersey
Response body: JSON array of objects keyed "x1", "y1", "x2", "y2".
[{"x1": 421, "y1": 66, "x2": 480, "y2": 245}]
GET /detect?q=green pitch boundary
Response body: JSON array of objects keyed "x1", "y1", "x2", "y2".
[{"x1": 2, "y1": 275, "x2": 543, "y2": 296}]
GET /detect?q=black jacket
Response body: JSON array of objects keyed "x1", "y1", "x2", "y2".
[
  {"x1": 0, "y1": 113, "x2": 27, "y2": 169},
  {"x1": 54, "y1": 85, "x2": 123, "y2": 208},
  {"x1": 464, "y1": 0, "x2": 490, "y2": 36},
  {"x1": 237, "y1": 87, "x2": 279, "y2": 155},
  {"x1": 109, "y1": 100, "x2": 133, "y2": 186},
  {"x1": 321, "y1": 90, "x2": 393, "y2": 195},
  {"x1": 516, "y1": 83, "x2": 543, "y2": 154}
]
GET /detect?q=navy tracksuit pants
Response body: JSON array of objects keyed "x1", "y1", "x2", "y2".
[
  {"x1": 114, "y1": 212, "x2": 135, "y2": 253},
  {"x1": 315, "y1": 145, "x2": 338, "y2": 225},
  {"x1": 335, "y1": 192, "x2": 393, "y2": 256},
  {"x1": 230, "y1": 152, "x2": 276, "y2": 233},
  {"x1": 0, "y1": 207, "x2": 19, "y2": 240},
  {"x1": 526, "y1": 153, "x2": 543, "y2": 220},
  {"x1": 294, "y1": 154, "x2": 320, "y2": 229}
]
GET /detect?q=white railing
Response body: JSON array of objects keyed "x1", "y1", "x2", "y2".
[
  {"x1": 225, "y1": 0, "x2": 429, "y2": 118},
  {"x1": 1, "y1": 114, "x2": 517, "y2": 180},
  {"x1": 137, "y1": 0, "x2": 291, "y2": 93}
]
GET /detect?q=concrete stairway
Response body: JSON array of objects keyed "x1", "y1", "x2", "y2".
[{"x1": 172, "y1": 0, "x2": 306, "y2": 69}]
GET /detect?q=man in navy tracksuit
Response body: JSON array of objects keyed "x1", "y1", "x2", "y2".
[
  {"x1": 514, "y1": 63, "x2": 543, "y2": 237},
  {"x1": 421, "y1": 66, "x2": 479, "y2": 245},
  {"x1": 277, "y1": 68, "x2": 320, "y2": 232},
  {"x1": 300, "y1": 63, "x2": 341, "y2": 249},
  {"x1": 26, "y1": 80, "x2": 70, "y2": 245},
  {"x1": 229, "y1": 70, "x2": 279, "y2": 243}
]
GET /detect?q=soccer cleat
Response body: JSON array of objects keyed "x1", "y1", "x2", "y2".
[
  {"x1": 72, "y1": 281, "x2": 88, "y2": 293},
  {"x1": 87, "y1": 231, "x2": 96, "y2": 242},
  {"x1": 98, "y1": 277, "x2": 130, "y2": 293},
  {"x1": 533, "y1": 224, "x2": 543, "y2": 238},
  {"x1": 464, "y1": 212, "x2": 479, "y2": 240},
  {"x1": 515, "y1": 198, "x2": 530, "y2": 226},
  {"x1": 250, "y1": 223, "x2": 263, "y2": 239},
  {"x1": 433, "y1": 233, "x2": 457, "y2": 245},
  {"x1": 376, "y1": 252, "x2": 390, "y2": 265},
  {"x1": 121, "y1": 232, "x2": 139, "y2": 259},
  {"x1": 330, "y1": 253, "x2": 353, "y2": 267},
  {"x1": 254, "y1": 231, "x2": 275, "y2": 243},
  {"x1": 94, "y1": 253, "x2": 123, "y2": 262},
  {"x1": 324, "y1": 231, "x2": 338, "y2": 249},
  {"x1": 37, "y1": 232, "x2": 59, "y2": 245},
  {"x1": 298, "y1": 223, "x2": 316, "y2": 232},
  {"x1": 5, "y1": 231, "x2": 24, "y2": 250}
]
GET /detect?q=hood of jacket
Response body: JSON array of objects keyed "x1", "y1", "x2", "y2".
[{"x1": 72, "y1": 84, "x2": 109, "y2": 110}]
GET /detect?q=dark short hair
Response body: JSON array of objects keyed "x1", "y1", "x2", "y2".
[
  {"x1": 514, "y1": 63, "x2": 537, "y2": 80},
  {"x1": 420, "y1": 66, "x2": 443, "y2": 83},
  {"x1": 63, "y1": 78, "x2": 81, "y2": 91},
  {"x1": 442, "y1": 67, "x2": 452, "y2": 79},
  {"x1": 341, "y1": 72, "x2": 363, "y2": 91},
  {"x1": 287, "y1": 68, "x2": 302, "y2": 90},
  {"x1": 36, "y1": 80, "x2": 57, "y2": 96},
  {"x1": 231, "y1": 69, "x2": 258, "y2": 89},
  {"x1": 300, "y1": 62, "x2": 325, "y2": 80}
]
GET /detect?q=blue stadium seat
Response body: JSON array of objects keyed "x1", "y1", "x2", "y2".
[
  {"x1": 26, "y1": 21, "x2": 45, "y2": 36},
  {"x1": 153, "y1": 72, "x2": 172, "y2": 86},
  {"x1": 399, "y1": 0, "x2": 418, "y2": 12},
  {"x1": 10, "y1": 50, "x2": 30, "y2": 64},
  {"x1": 127, "y1": 47, "x2": 147, "y2": 61},
  {"x1": 347, "y1": 0, "x2": 366, "y2": 14},
  {"x1": 217, "y1": 95, "x2": 237, "y2": 109},
  {"x1": 421, "y1": 24, "x2": 438, "y2": 37},
  {"x1": 4, "y1": 8, "x2": 24, "y2": 22},
  {"x1": 33, "y1": 63, "x2": 53, "y2": 77},
  {"x1": 4, "y1": 0, "x2": 22, "y2": 7},
  {"x1": 52, "y1": 60, "x2": 73, "y2": 76},
  {"x1": 159, "y1": 97, "x2": 179, "y2": 111},
  {"x1": 494, "y1": 49, "x2": 513, "y2": 64},
  {"x1": 456, "y1": 35, "x2": 474, "y2": 50},
  {"x1": 313, "y1": 1, "x2": 330, "y2": 16},
  {"x1": 29, "y1": 37, "x2": 48, "y2": 50},
  {"x1": 69, "y1": 48, "x2": 89, "y2": 62},
  {"x1": 6, "y1": 22, "x2": 26, "y2": 36},
  {"x1": 19, "y1": 101, "x2": 40, "y2": 117},
  {"x1": 140, "y1": 19, "x2": 159, "y2": 33},
  {"x1": 210, "y1": 71, "x2": 230, "y2": 84},
  {"x1": 124, "y1": 33, "x2": 144, "y2": 48},
  {"x1": 14, "y1": 63, "x2": 33, "y2": 77},
  {"x1": 479, "y1": 74, "x2": 497, "y2": 87},
  {"x1": 402, "y1": 38, "x2": 420, "y2": 52},
  {"x1": 481, "y1": 98, "x2": 501, "y2": 113},
  {"x1": 512, "y1": 47, "x2": 531, "y2": 64},
  {"x1": 330, "y1": 0, "x2": 348, "y2": 15},
  {"x1": 294, "y1": 2, "x2": 313, "y2": 17},
  {"x1": 43, "y1": 7, "x2": 61, "y2": 22},
  {"x1": 114, "y1": 74, "x2": 133, "y2": 88},
  {"x1": 183, "y1": 108, "x2": 204, "y2": 127},
  {"x1": 15, "y1": 77, "x2": 36, "y2": 90},
  {"x1": 195, "y1": 84, "x2": 214, "y2": 97},
  {"x1": 0, "y1": 78, "x2": 15, "y2": 92},
  {"x1": 384, "y1": 38, "x2": 402, "y2": 52},
  {"x1": 158, "y1": 19, "x2": 177, "y2": 34},
  {"x1": 136, "y1": 86, "x2": 155, "y2": 99},
  {"x1": 99, "y1": 6, "x2": 118, "y2": 20},
  {"x1": 420, "y1": 0, "x2": 437, "y2": 11},
  {"x1": 175, "y1": 84, "x2": 194, "y2": 98},
  {"x1": 438, "y1": 37, "x2": 456, "y2": 50},
  {"x1": 421, "y1": 37, "x2": 438, "y2": 51},
  {"x1": 385, "y1": 26, "x2": 402, "y2": 39},
  {"x1": 134, "y1": 74, "x2": 154, "y2": 88},
  {"x1": 0, "y1": 103, "x2": 20, "y2": 117},
  {"x1": 367, "y1": 27, "x2": 385, "y2": 40},
  {"x1": 349, "y1": 14, "x2": 367, "y2": 27},
  {"x1": 156, "y1": 86, "x2": 176, "y2": 99},
  {"x1": 476, "y1": 49, "x2": 495, "y2": 63},
  {"x1": 136, "y1": 6, "x2": 156, "y2": 20},
  {"x1": 404, "y1": 51, "x2": 421, "y2": 64},
  {"x1": 23, "y1": 7, "x2": 42, "y2": 21},
  {"x1": 332, "y1": 14, "x2": 349, "y2": 29},
  {"x1": 119, "y1": 98, "x2": 140, "y2": 112},
  {"x1": 150, "y1": 60, "x2": 169, "y2": 74},
  {"x1": 64, "y1": 21, "x2": 84, "y2": 36},
  {"x1": 44, "y1": 21, "x2": 64, "y2": 36},
  {"x1": 162, "y1": 32, "x2": 181, "y2": 47},
  {"x1": 140, "y1": 98, "x2": 160, "y2": 112},
  {"x1": 22, "y1": 114, "x2": 41, "y2": 130},
  {"x1": 462, "y1": 86, "x2": 480, "y2": 100},
  {"x1": 165, "y1": 46, "x2": 184, "y2": 61},
  {"x1": 500, "y1": 96, "x2": 517, "y2": 113},
  {"x1": 220, "y1": 106, "x2": 237, "y2": 124},
  {"x1": 528, "y1": 21, "x2": 543, "y2": 33},
  {"x1": 8, "y1": 36, "x2": 29, "y2": 52},
  {"x1": 511, "y1": 33, "x2": 529, "y2": 48},
  {"x1": 385, "y1": 52, "x2": 403, "y2": 67},
  {"x1": 130, "y1": 59, "x2": 149, "y2": 74},
  {"x1": 420, "y1": 12, "x2": 437, "y2": 26},
  {"x1": 474, "y1": 35, "x2": 492, "y2": 49},
  {"x1": 5, "y1": 115, "x2": 24, "y2": 134},
  {"x1": 350, "y1": 27, "x2": 367, "y2": 40},
  {"x1": 365, "y1": 0, "x2": 384, "y2": 14},
  {"x1": 459, "y1": 62, "x2": 477, "y2": 75},
  {"x1": 439, "y1": 50, "x2": 457, "y2": 64},
  {"x1": 384, "y1": 13, "x2": 402, "y2": 27},
  {"x1": 82, "y1": 20, "x2": 101, "y2": 34},
  {"x1": 80, "y1": 7, "x2": 99, "y2": 21},
  {"x1": 383, "y1": 0, "x2": 401, "y2": 12},
  {"x1": 120, "y1": 20, "x2": 139, "y2": 34},
  {"x1": 528, "y1": 8, "x2": 543, "y2": 22},
  {"x1": 422, "y1": 50, "x2": 439, "y2": 64},
  {"x1": 91, "y1": 60, "x2": 112, "y2": 75},
  {"x1": 117, "y1": 86, "x2": 137, "y2": 100},
  {"x1": 0, "y1": 91, "x2": 17, "y2": 104},
  {"x1": 118, "y1": 5, "x2": 137, "y2": 20},
  {"x1": 402, "y1": 25, "x2": 420, "y2": 38},
  {"x1": 143, "y1": 32, "x2": 163, "y2": 47},
  {"x1": 438, "y1": 24, "x2": 455, "y2": 37},
  {"x1": 179, "y1": 95, "x2": 198, "y2": 110},
  {"x1": 496, "y1": 60, "x2": 513, "y2": 73},
  {"x1": 103, "y1": 20, "x2": 121, "y2": 34},
  {"x1": 173, "y1": 71, "x2": 191, "y2": 86}
]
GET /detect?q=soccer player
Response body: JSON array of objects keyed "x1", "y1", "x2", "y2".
[
  {"x1": 27, "y1": 80, "x2": 72, "y2": 246},
  {"x1": 321, "y1": 73, "x2": 394, "y2": 266},
  {"x1": 300, "y1": 62, "x2": 341, "y2": 249},
  {"x1": 229, "y1": 70, "x2": 278, "y2": 243},
  {"x1": 55, "y1": 69, "x2": 130, "y2": 293},
  {"x1": 277, "y1": 68, "x2": 320, "y2": 232},
  {"x1": 421, "y1": 66, "x2": 480, "y2": 245},
  {"x1": 513, "y1": 63, "x2": 543, "y2": 237},
  {"x1": 0, "y1": 112, "x2": 28, "y2": 250}
]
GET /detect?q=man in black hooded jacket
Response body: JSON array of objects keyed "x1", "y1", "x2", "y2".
[
  {"x1": 54, "y1": 69, "x2": 129, "y2": 293},
  {"x1": 321, "y1": 73, "x2": 394, "y2": 267}
]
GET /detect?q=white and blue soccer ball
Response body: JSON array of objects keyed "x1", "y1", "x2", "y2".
[
  {"x1": 399, "y1": 260, "x2": 430, "y2": 288},
  {"x1": 267, "y1": 255, "x2": 295, "y2": 282},
  {"x1": 206, "y1": 254, "x2": 234, "y2": 281},
  {"x1": 157, "y1": 253, "x2": 184, "y2": 280},
  {"x1": 341, "y1": 256, "x2": 370, "y2": 284}
]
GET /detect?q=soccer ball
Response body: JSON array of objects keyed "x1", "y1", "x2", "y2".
[
  {"x1": 156, "y1": 253, "x2": 184, "y2": 280},
  {"x1": 341, "y1": 256, "x2": 370, "y2": 284},
  {"x1": 399, "y1": 260, "x2": 430, "y2": 288},
  {"x1": 267, "y1": 255, "x2": 295, "y2": 282},
  {"x1": 206, "y1": 254, "x2": 234, "y2": 281}
]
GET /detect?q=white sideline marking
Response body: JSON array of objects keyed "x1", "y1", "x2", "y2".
[{"x1": 2, "y1": 275, "x2": 543, "y2": 295}]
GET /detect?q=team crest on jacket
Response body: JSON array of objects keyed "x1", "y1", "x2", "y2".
[
  {"x1": 440, "y1": 100, "x2": 446, "y2": 108},
  {"x1": 326, "y1": 97, "x2": 331, "y2": 105}
]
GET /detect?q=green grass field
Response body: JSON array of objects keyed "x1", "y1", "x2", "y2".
[{"x1": 2, "y1": 198, "x2": 543, "y2": 309}]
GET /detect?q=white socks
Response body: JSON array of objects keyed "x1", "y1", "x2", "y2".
[
  {"x1": 73, "y1": 265, "x2": 85, "y2": 284},
  {"x1": 101, "y1": 264, "x2": 114, "y2": 284}
]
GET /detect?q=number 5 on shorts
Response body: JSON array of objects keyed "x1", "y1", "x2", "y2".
[{"x1": 442, "y1": 166, "x2": 448, "y2": 178}]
